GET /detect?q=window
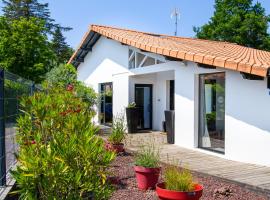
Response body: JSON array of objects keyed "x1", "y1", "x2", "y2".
[
  {"x1": 156, "y1": 60, "x2": 164, "y2": 64},
  {"x1": 198, "y1": 72, "x2": 225, "y2": 154},
  {"x1": 128, "y1": 48, "x2": 165, "y2": 69},
  {"x1": 99, "y1": 82, "x2": 113, "y2": 125},
  {"x1": 128, "y1": 49, "x2": 133, "y2": 57},
  {"x1": 142, "y1": 57, "x2": 155, "y2": 67},
  {"x1": 136, "y1": 52, "x2": 145, "y2": 68},
  {"x1": 128, "y1": 50, "x2": 135, "y2": 69}
]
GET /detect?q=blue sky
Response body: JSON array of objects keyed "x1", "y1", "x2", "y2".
[{"x1": 1, "y1": 0, "x2": 270, "y2": 49}]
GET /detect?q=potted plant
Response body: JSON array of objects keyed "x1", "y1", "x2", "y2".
[
  {"x1": 134, "y1": 143, "x2": 161, "y2": 190},
  {"x1": 106, "y1": 114, "x2": 126, "y2": 153},
  {"x1": 156, "y1": 165, "x2": 203, "y2": 200},
  {"x1": 126, "y1": 102, "x2": 139, "y2": 133}
]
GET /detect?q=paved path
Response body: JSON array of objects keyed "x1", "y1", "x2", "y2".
[{"x1": 119, "y1": 131, "x2": 270, "y2": 196}]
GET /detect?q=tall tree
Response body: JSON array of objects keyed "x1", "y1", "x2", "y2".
[
  {"x1": 2, "y1": 0, "x2": 71, "y2": 32},
  {"x1": 0, "y1": 17, "x2": 55, "y2": 82},
  {"x1": 194, "y1": 0, "x2": 270, "y2": 50},
  {"x1": 51, "y1": 27, "x2": 74, "y2": 64}
]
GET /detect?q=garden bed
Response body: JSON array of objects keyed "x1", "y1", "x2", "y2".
[{"x1": 109, "y1": 151, "x2": 269, "y2": 200}]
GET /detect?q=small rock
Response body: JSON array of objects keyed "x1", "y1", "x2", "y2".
[{"x1": 214, "y1": 186, "x2": 233, "y2": 197}]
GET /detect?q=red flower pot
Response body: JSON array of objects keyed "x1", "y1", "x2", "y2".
[
  {"x1": 105, "y1": 142, "x2": 124, "y2": 153},
  {"x1": 134, "y1": 166, "x2": 161, "y2": 190},
  {"x1": 156, "y1": 182, "x2": 203, "y2": 200}
]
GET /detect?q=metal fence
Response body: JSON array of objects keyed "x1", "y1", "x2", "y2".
[{"x1": 0, "y1": 68, "x2": 41, "y2": 189}]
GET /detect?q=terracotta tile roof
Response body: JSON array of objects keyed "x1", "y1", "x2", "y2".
[{"x1": 69, "y1": 25, "x2": 270, "y2": 77}]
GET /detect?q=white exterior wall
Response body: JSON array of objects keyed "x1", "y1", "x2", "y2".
[
  {"x1": 225, "y1": 71, "x2": 270, "y2": 166},
  {"x1": 174, "y1": 62, "x2": 270, "y2": 166},
  {"x1": 77, "y1": 37, "x2": 130, "y2": 122},
  {"x1": 76, "y1": 36, "x2": 270, "y2": 166}
]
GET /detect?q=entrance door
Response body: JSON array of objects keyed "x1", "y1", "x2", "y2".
[
  {"x1": 198, "y1": 72, "x2": 225, "y2": 153},
  {"x1": 135, "y1": 84, "x2": 152, "y2": 130},
  {"x1": 100, "y1": 82, "x2": 113, "y2": 125}
]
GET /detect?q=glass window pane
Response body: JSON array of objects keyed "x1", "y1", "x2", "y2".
[
  {"x1": 99, "y1": 83, "x2": 113, "y2": 125},
  {"x1": 129, "y1": 49, "x2": 133, "y2": 57},
  {"x1": 129, "y1": 56, "x2": 135, "y2": 69},
  {"x1": 136, "y1": 52, "x2": 145, "y2": 68},
  {"x1": 198, "y1": 73, "x2": 225, "y2": 153},
  {"x1": 157, "y1": 60, "x2": 164, "y2": 64},
  {"x1": 142, "y1": 57, "x2": 155, "y2": 67}
]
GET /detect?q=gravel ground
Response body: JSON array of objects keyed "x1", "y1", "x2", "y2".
[{"x1": 109, "y1": 151, "x2": 269, "y2": 200}]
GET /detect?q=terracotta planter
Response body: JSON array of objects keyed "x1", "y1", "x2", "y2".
[
  {"x1": 105, "y1": 142, "x2": 124, "y2": 153},
  {"x1": 156, "y1": 182, "x2": 203, "y2": 200},
  {"x1": 134, "y1": 166, "x2": 161, "y2": 190}
]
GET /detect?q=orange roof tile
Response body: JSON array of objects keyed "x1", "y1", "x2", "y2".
[{"x1": 69, "y1": 25, "x2": 270, "y2": 77}]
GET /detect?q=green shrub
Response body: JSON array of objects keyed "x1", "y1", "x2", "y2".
[
  {"x1": 45, "y1": 63, "x2": 77, "y2": 87},
  {"x1": 164, "y1": 165, "x2": 195, "y2": 192},
  {"x1": 45, "y1": 63, "x2": 96, "y2": 107},
  {"x1": 134, "y1": 142, "x2": 160, "y2": 168},
  {"x1": 12, "y1": 85, "x2": 115, "y2": 199},
  {"x1": 75, "y1": 81, "x2": 97, "y2": 107},
  {"x1": 108, "y1": 114, "x2": 126, "y2": 144}
]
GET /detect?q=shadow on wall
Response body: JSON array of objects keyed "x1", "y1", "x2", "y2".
[{"x1": 226, "y1": 72, "x2": 270, "y2": 132}]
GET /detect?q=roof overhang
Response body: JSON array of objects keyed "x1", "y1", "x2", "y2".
[
  {"x1": 69, "y1": 25, "x2": 270, "y2": 77},
  {"x1": 68, "y1": 30, "x2": 101, "y2": 68}
]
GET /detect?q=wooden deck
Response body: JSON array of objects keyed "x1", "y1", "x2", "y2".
[{"x1": 122, "y1": 131, "x2": 270, "y2": 196}]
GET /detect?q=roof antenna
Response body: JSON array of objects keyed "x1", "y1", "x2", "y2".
[{"x1": 171, "y1": 8, "x2": 180, "y2": 36}]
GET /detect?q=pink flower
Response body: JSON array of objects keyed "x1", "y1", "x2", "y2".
[{"x1": 66, "y1": 84, "x2": 74, "y2": 91}]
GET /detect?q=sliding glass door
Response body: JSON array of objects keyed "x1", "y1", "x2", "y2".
[
  {"x1": 100, "y1": 82, "x2": 113, "y2": 125},
  {"x1": 198, "y1": 73, "x2": 225, "y2": 153},
  {"x1": 135, "y1": 84, "x2": 152, "y2": 130}
]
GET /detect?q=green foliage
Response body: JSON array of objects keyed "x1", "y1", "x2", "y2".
[
  {"x1": 206, "y1": 112, "x2": 216, "y2": 123},
  {"x1": 1, "y1": 0, "x2": 73, "y2": 81},
  {"x1": 2, "y1": 0, "x2": 71, "y2": 33},
  {"x1": 45, "y1": 63, "x2": 97, "y2": 107},
  {"x1": 0, "y1": 16, "x2": 55, "y2": 82},
  {"x1": 164, "y1": 166, "x2": 195, "y2": 192},
  {"x1": 194, "y1": 0, "x2": 270, "y2": 50},
  {"x1": 46, "y1": 63, "x2": 77, "y2": 87},
  {"x1": 75, "y1": 81, "x2": 97, "y2": 106},
  {"x1": 134, "y1": 142, "x2": 160, "y2": 168},
  {"x1": 4, "y1": 78, "x2": 32, "y2": 123},
  {"x1": 51, "y1": 27, "x2": 74, "y2": 65},
  {"x1": 127, "y1": 102, "x2": 136, "y2": 108},
  {"x1": 12, "y1": 85, "x2": 115, "y2": 199},
  {"x1": 108, "y1": 114, "x2": 126, "y2": 144}
]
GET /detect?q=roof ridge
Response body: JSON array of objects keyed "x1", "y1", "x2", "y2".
[{"x1": 91, "y1": 24, "x2": 237, "y2": 46}]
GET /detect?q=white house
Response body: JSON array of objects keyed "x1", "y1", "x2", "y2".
[{"x1": 69, "y1": 25, "x2": 270, "y2": 167}]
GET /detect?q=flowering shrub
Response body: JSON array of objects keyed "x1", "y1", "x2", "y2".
[{"x1": 12, "y1": 85, "x2": 115, "y2": 199}]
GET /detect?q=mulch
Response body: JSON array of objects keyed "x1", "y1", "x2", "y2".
[{"x1": 109, "y1": 151, "x2": 269, "y2": 200}]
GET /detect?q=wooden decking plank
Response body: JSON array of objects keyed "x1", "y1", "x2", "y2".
[{"x1": 119, "y1": 131, "x2": 270, "y2": 193}]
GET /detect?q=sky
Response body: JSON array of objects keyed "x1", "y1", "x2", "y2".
[{"x1": 1, "y1": 0, "x2": 270, "y2": 49}]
